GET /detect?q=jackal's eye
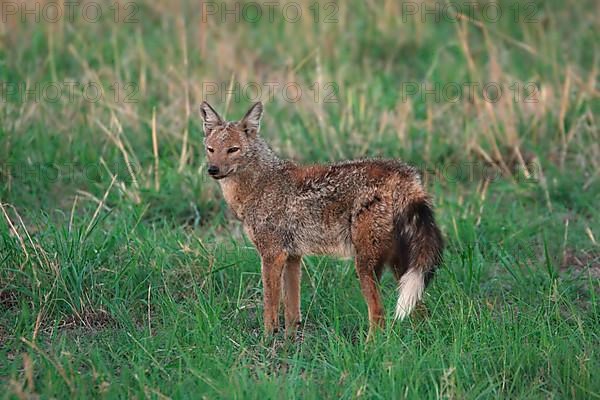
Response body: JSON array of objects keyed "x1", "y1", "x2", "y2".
[
  {"x1": 207, "y1": 147, "x2": 214, "y2": 153},
  {"x1": 227, "y1": 147, "x2": 240, "y2": 154}
]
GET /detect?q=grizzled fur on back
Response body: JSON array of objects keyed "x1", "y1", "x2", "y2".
[{"x1": 201, "y1": 101, "x2": 444, "y2": 337}]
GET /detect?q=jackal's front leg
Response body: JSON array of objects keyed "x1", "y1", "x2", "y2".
[
  {"x1": 283, "y1": 256, "x2": 302, "y2": 337},
  {"x1": 260, "y1": 251, "x2": 287, "y2": 335}
]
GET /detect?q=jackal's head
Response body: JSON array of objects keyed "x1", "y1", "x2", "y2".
[{"x1": 200, "y1": 101, "x2": 263, "y2": 180}]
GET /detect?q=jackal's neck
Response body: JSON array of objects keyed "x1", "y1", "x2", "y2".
[
  {"x1": 218, "y1": 137, "x2": 287, "y2": 219},
  {"x1": 248, "y1": 136, "x2": 285, "y2": 173}
]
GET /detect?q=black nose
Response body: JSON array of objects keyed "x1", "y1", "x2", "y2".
[{"x1": 207, "y1": 165, "x2": 219, "y2": 176}]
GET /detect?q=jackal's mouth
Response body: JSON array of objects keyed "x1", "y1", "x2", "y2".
[{"x1": 210, "y1": 169, "x2": 233, "y2": 180}]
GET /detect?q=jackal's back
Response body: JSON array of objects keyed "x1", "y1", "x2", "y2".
[{"x1": 240, "y1": 159, "x2": 428, "y2": 258}]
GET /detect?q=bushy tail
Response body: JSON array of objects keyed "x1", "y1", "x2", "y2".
[{"x1": 393, "y1": 200, "x2": 443, "y2": 320}]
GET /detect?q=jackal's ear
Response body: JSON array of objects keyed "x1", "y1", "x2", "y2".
[
  {"x1": 239, "y1": 102, "x2": 263, "y2": 136},
  {"x1": 199, "y1": 101, "x2": 224, "y2": 136}
]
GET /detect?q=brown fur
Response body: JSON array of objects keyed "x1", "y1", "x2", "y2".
[{"x1": 200, "y1": 101, "x2": 444, "y2": 338}]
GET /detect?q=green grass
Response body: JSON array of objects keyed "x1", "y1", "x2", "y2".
[{"x1": 1, "y1": 0, "x2": 599, "y2": 398}]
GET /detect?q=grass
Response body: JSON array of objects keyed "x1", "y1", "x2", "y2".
[{"x1": 1, "y1": 0, "x2": 599, "y2": 398}]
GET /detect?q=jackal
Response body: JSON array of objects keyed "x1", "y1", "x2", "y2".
[{"x1": 201, "y1": 101, "x2": 443, "y2": 338}]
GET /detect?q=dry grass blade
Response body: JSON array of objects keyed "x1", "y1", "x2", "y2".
[
  {"x1": 83, "y1": 175, "x2": 117, "y2": 240},
  {"x1": 75, "y1": 190, "x2": 111, "y2": 212},
  {"x1": 96, "y1": 119, "x2": 141, "y2": 203},
  {"x1": 68, "y1": 195, "x2": 79, "y2": 235},
  {"x1": 0, "y1": 202, "x2": 29, "y2": 264},
  {"x1": 178, "y1": 14, "x2": 191, "y2": 173},
  {"x1": 152, "y1": 107, "x2": 160, "y2": 191}
]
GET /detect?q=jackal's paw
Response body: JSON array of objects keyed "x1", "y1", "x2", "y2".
[
  {"x1": 284, "y1": 321, "x2": 302, "y2": 341},
  {"x1": 365, "y1": 324, "x2": 385, "y2": 343},
  {"x1": 264, "y1": 327, "x2": 279, "y2": 336}
]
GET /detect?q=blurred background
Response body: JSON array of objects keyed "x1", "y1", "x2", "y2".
[{"x1": 0, "y1": 0, "x2": 599, "y2": 397}]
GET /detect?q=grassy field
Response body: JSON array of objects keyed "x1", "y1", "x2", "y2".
[{"x1": 1, "y1": 0, "x2": 599, "y2": 398}]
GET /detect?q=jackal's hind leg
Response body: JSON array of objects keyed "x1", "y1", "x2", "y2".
[{"x1": 354, "y1": 255, "x2": 385, "y2": 340}]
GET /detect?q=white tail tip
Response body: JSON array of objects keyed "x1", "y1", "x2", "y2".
[{"x1": 394, "y1": 268, "x2": 425, "y2": 320}]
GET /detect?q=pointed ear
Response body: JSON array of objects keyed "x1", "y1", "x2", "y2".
[
  {"x1": 199, "y1": 101, "x2": 224, "y2": 136},
  {"x1": 239, "y1": 102, "x2": 263, "y2": 136}
]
